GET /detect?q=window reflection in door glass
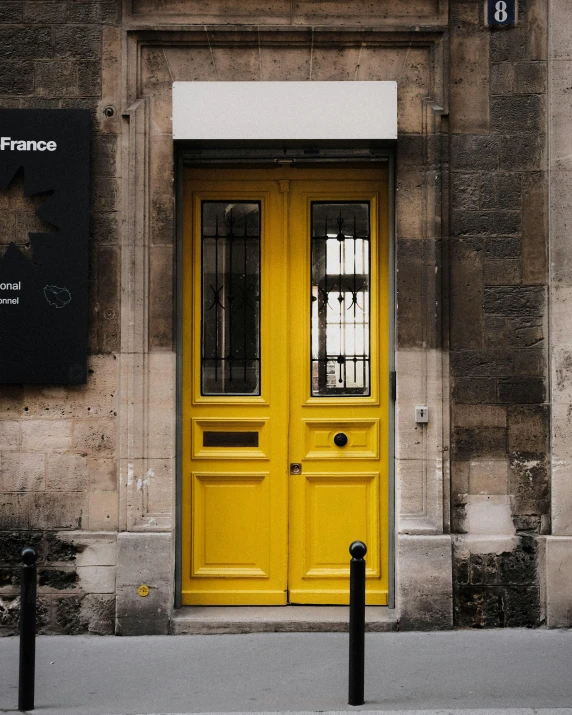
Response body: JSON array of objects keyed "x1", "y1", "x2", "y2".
[
  {"x1": 311, "y1": 202, "x2": 370, "y2": 396},
  {"x1": 201, "y1": 201, "x2": 260, "y2": 395}
]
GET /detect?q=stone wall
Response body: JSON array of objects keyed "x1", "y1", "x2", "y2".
[
  {"x1": 449, "y1": 0, "x2": 549, "y2": 627},
  {"x1": 0, "y1": 0, "x2": 558, "y2": 633},
  {"x1": 0, "y1": 0, "x2": 121, "y2": 635}
]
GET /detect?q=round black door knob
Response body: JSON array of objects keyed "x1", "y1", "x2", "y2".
[{"x1": 334, "y1": 432, "x2": 348, "y2": 447}]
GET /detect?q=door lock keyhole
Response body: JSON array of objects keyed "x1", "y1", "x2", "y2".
[{"x1": 334, "y1": 432, "x2": 348, "y2": 447}]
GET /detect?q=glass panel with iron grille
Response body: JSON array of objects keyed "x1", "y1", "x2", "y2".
[
  {"x1": 311, "y1": 202, "x2": 370, "y2": 397},
  {"x1": 201, "y1": 201, "x2": 260, "y2": 395}
]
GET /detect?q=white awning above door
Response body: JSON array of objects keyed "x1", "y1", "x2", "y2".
[{"x1": 172, "y1": 81, "x2": 397, "y2": 140}]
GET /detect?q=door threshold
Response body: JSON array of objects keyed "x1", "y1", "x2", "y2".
[{"x1": 170, "y1": 605, "x2": 398, "y2": 634}]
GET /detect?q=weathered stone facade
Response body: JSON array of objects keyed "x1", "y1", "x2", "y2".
[
  {"x1": 0, "y1": 0, "x2": 569, "y2": 634},
  {"x1": 449, "y1": 0, "x2": 549, "y2": 628}
]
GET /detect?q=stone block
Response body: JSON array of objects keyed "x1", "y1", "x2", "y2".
[
  {"x1": 397, "y1": 535, "x2": 453, "y2": 630},
  {"x1": 90, "y1": 211, "x2": 119, "y2": 245},
  {"x1": 484, "y1": 259, "x2": 521, "y2": 285},
  {"x1": 527, "y1": 0, "x2": 547, "y2": 61},
  {"x1": 30, "y1": 493, "x2": 87, "y2": 530},
  {"x1": 149, "y1": 245, "x2": 174, "y2": 349},
  {"x1": 451, "y1": 349, "x2": 512, "y2": 377},
  {"x1": 480, "y1": 172, "x2": 522, "y2": 211},
  {"x1": 398, "y1": 459, "x2": 426, "y2": 518},
  {"x1": 550, "y1": 66, "x2": 572, "y2": 170},
  {"x1": 91, "y1": 176, "x2": 118, "y2": 213},
  {"x1": 452, "y1": 377, "x2": 497, "y2": 404},
  {"x1": 78, "y1": 61, "x2": 102, "y2": 97},
  {"x1": 498, "y1": 377, "x2": 545, "y2": 403},
  {"x1": 452, "y1": 427, "x2": 507, "y2": 460},
  {"x1": 91, "y1": 133, "x2": 118, "y2": 178},
  {"x1": 396, "y1": 170, "x2": 425, "y2": 239},
  {"x1": 550, "y1": 0, "x2": 572, "y2": 59},
  {"x1": 46, "y1": 532, "x2": 80, "y2": 562},
  {"x1": 67, "y1": 1, "x2": 102, "y2": 23},
  {"x1": 490, "y1": 27, "x2": 527, "y2": 62},
  {"x1": 54, "y1": 26, "x2": 102, "y2": 61},
  {"x1": 77, "y1": 565, "x2": 116, "y2": 594},
  {"x1": 0, "y1": 62, "x2": 34, "y2": 94},
  {"x1": 0, "y1": 452, "x2": 45, "y2": 492},
  {"x1": 552, "y1": 461, "x2": 572, "y2": 535},
  {"x1": 491, "y1": 95, "x2": 544, "y2": 134},
  {"x1": 24, "y1": 1, "x2": 67, "y2": 23},
  {"x1": 397, "y1": 240, "x2": 425, "y2": 349},
  {"x1": 552, "y1": 345, "x2": 572, "y2": 402},
  {"x1": 485, "y1": 316, "x2": 543, "y2": 349},
  {"x1": 485, "y1": 237, "x2": 520, "y2": 259},
  {"x1": 0, "y1": 27, "x2": 52, "y2": 60},
  {"x1": 514, "y1": 62, "x2": 546, "y2": 94},
  {"x1": 483, "y1": 286, "x2": 544, "y2": 317},
  {"x1": 0, "y1": 494, "x2": 29, "y2": 529},
  {"x1": 46, "y1": 453, "x2": 88, "y2": 491},
  {"x1": 508, "y1": 404, "x2": 548, "y2": 452},
  {"x1": 147, "y1": 353, "x2": 175, "y2": 459},
  {"x1": 452, "y1": 210, "x2": 520, "y2": 237},
  {"x1": 469, "y1": 459, "x2": 509, "y2": 495},
  {"x1": 72, "y1": 534, "x2": 117, "y2": 567},
  {"x1": 88, "y1": 491, "x2": 118, "y2": 530},
  {"x1": 451, "y1": 173, "x2": 480, "y2": 211},
  {"x1": 491, "y1": 62, "x2": 514, "y2": 94},
  {"x1": 35, "y1": 61, "x2": 78, "y2": 98},
  {"x1": 115, "y1": 532, "x2": 172, "y2": 635},
  {"x1": 72, "y1": 417, "x2": 116, "y2": 456},
  {"x1": 163, "y1": 45, "x2": 217, "y2": 82},
  {"x1": 54, "y1": 595, "x2": 87, "y2": 634},
  {"x1": 453, "y1": 404, "x2": 506, "y2": 428},
  {"x1": 544, "y1": 537, "x2": 572, "y2": 626},
  {"x1": 511, "y1": 348, "x2": 545, "y2": 376},
  {"x1": 500, "y1": 134, "x2": 545, "y2": 171},
  {"x1": 451, "y1": 135, "x2": 499, "y2": 172},
  {"x1": 452, "y1": 460, "x2": 470, "y2": 495},
  {"x1": 450, "y1": 238, "x2": 484, "y2": 350},
  {"x1": 88, "y1": 457, "x2": 117, "y2": 491},
  {"x1": 21, "y1": 420, "x2": 72, "y2": 451},
  {"x1": 95, "y1": 246, "x2": 120, "y2": 353},
  {"x1": 450, "y1": 32, "x2": 489, "y2": 134},
  {"x1": 38, "y1": 568, "x2": 79, "y2": 591},
  {"x1": 0, "y1": 421, "x2": 20, "y2": 450},
  {"x1": 80, "y1": 593, "x2": 115, "y2": 635},
  {"x1": 551, "y1": 285, "x2": 572, "y2": 345},
  {"x1": 150, "y1": 135, "x2": 174, "y2": 242},
  {"x1": 521, "y1": 172, "x2": 547, "y2": 285},
  {"x1": 0, "y1": 3, "x2": 23, "y2": 22},
  {"x1": 552, "y1": 402, "x2": 572, "y2": 461},
  {"x1": 508, "y1": 452, "x2": 549, "y2": 514}
]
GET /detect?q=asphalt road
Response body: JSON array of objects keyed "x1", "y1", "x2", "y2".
[{"x1": 1, "y1": 630, "x2": 572, "y2": 715}]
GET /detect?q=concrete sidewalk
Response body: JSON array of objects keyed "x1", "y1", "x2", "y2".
[{"x1": 1, "y1": 630, "x2": 572, "y2": 715}]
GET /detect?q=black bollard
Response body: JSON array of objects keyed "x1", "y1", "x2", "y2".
[
  {"x1": 348, "y1": 540, "x2": 366, "y2": 706},
  {"x1": 18, "y1": 547, "x2": 37, "y2": 712}
]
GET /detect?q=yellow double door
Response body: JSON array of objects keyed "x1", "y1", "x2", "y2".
[{"x1": 182, "y1": 165, "x2": 389, "y2": 605}]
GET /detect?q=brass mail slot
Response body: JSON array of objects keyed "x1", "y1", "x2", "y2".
[{"x1": 203, "y1": 431, "x2": 259, "y2": 448}]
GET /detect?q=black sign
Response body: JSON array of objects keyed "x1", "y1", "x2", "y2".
[
  {"x1": 0, "y1": 110, "x2": 90, "y2": 384},
  {"x1": 487, "y1": 0, "x2": 516, "y2": 26}
]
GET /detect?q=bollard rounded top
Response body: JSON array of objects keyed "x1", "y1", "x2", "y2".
[
  {"x1": 21, "y1": 547, "x2": 37, "y2": 565},
  {"x1": 349, "y1": 540, "x2": 367, "y2": 559}
]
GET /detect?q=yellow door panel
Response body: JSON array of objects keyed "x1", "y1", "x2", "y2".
[
  {"x1": 182, "y1": 165, "x2": 389, "y2": 606},
  {"x1": 182, "y1": 173, "x2": 288, "y2": 605},
  {"x1": 192, "y1": 472, "x2": 270, "y2": 577},
  {"x1": 302, "y1": 419, "x2": 380, "y2": 460},
  {"x1": 191, "y1": 418, "x2": 269, "y2": 460},
  {"x1": 287, "y1": 171, "x2": 389, "y2": 605}
]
